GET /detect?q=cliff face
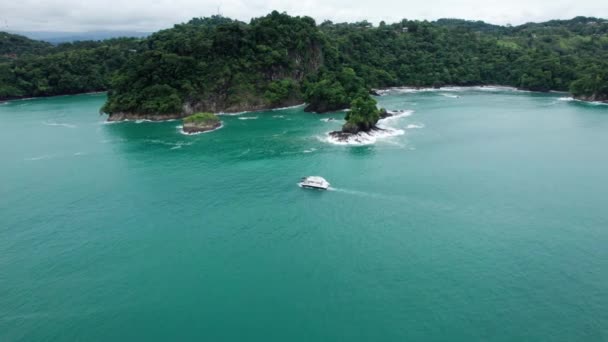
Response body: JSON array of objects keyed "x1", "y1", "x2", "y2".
[{"x1": 102, "y1": 12, "x2": 325, "y2": 119}]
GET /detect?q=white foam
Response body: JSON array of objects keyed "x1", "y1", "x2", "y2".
[
  {"x1": 406, "y1": 124, "x2": 424, "y2": 129},
  {"x1": 320, "y1": 118, "x2": 339, "y2": 122},
  {"x1": 557, "y1": 97, "x2": 608, "y2": 106},
  {"x1": 272, "y1": 115, "x2": 285, "y2": 118},
  {"x1": 377, "y1": 85, "x2": 525, "y2": 95},
  {"x1": 217, "y1": 111, "x2": 246, "y2": 116},
  {"x1": 303, "y1": 148, "x2": 317, "y2": 153},
  {"x1": 378, "y1": 110, "x2": 415, "y2": 126},
  {"x1": 177, "y1": 123, "x2": 224, "y2": 135},
  {"x1": 24, "y1": 155, "x2": 54, "y2": 161},
  {"x1": 271, "y1": 103, "x2": 305, "y2": 111},
  {"x1": 238, "y1": 116, "x2": 258, "y2": 120},
  {"x1": 44, "y1": 122, "x2": 76, "y2": 128},
  {"x1": 441, "y1": 93, "x2": 460, "y2": 98},
  {"x1": 321, "y1": 127, "x2": 405, "y2": 146}
]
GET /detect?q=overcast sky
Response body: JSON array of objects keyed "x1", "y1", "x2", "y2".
[{"x1": 1, "y1": 0, "x2": 607, "y2": 32}]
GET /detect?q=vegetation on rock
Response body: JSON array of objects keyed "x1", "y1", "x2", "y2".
[
  {"x1": 342, "y1": 96, "x2": 381, "y2": 133},
  {"x1": 182, "y1": 112, "x2": 222, "y2": 133}
]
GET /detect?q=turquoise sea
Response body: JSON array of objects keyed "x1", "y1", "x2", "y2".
[{"x1": 1, "y1": 89, "x2": 607, "y2": 341}]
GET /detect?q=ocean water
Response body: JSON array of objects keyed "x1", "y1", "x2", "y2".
[{"x1": 1, "y1": 90, "x2": 607, "y2": 341}]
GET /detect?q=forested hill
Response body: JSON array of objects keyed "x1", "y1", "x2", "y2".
[
  {"x1": 0, "y1": 37, "x2": 141, "y2": 99},
  {"x1": 1, "y1": 13, "x2": 607, "y2": 113},
  {"x1": 0, "y1": 32, "x2": 52, "y2": 61}
]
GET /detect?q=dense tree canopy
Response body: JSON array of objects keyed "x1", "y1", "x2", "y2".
[{"x1": 0, "y1": 13, "x2": 607, "y2": 111}]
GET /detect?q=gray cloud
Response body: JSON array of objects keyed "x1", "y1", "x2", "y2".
[{"x1": 1, "y1": 0, "x2": 606, "y2": 32}]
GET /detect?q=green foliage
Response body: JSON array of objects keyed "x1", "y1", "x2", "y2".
[
  {"x1": 183, "y1": 112, "x2": 220, "y2": 124},
  {"x1": 264, "y1": 79, "x2": 299, "y2": 104},
  {"x1": 570, "y1": 62, "x2": 608, "y2": 99},
  {"x1": 1, "y1": 15, "x2": 608, "y2": 108},
  {"x1": 343, "y1": 96, "x2": 380, "y2": 132},
  {"x1": 0, "y1": 37, "x2": 142, "y2": 100},
  {"x1": 0, "y1": 32, "x2": 52, "y2": 60}
]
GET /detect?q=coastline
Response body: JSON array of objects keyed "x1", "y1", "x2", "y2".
[{"x1": 0, "y1": 90, "x2": 107, "y2": 103}]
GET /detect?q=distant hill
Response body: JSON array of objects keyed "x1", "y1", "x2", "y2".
[
  {"x1": 9, "y1": 30, "x2": 150, "y2": 44},
  {"x1": 0, "y1": 32, "x2": 52, "y2": 60}
]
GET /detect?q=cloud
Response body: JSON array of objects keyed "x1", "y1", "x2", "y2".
[{"x1": 1, "y1": 0, "x2": 606, "y2": 32}]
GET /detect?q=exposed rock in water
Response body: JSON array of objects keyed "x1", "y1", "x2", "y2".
[
  {"x1": 574, "y1": 93, "x2": 608, "y2": 103},
  {"x1": 106, "y1": 112, "x2": 183, "y2": 122},
  {"x1": 369, "y1": 89, "x2": 381, "y2": 96},
  {"x1": 378, "y1": 108, "x2": 391, "y2": 119},
  {"x1": 329, "y1": 127, "x2": 387, "y2": 142},
  {"x1": 182, "y1": 112, "x2": 222, "y2": 134},
  {"x1": 183, "y1": 96, "x2": 303, "y2": 115}
]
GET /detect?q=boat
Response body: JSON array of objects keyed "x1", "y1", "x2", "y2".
[{"x1": 299, "y1": 176, "x2": 330, "y2": 190}]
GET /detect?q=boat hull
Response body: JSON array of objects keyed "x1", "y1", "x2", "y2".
[{"x1": 298, "y1": 183, "x2": 329, "y2": 190}]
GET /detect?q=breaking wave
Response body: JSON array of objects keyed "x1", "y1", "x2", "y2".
[
  {"x1": 376, "y1": 85, "x2": 526, "y2": 96},
  {"x1": 557, "y1": 96, "x2": 608, "y2": 106},
  {"x1": 320, "y1": 118, "x2": 340, "y2": 122},
  {"x1": 271, "y1": 103, "x2": 305, "y2": 111},
  {"x1": 320, "y1": 109, "x2": 416, "y2": 145},
  {"x1": 238, "y1": 116, "x2": 258, "y2": 120},
  {"x1": 320, "y1": 127, "x2": 405, "y2": 146}
]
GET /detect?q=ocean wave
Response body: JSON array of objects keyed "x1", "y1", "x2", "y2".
[
  {"x1": 557, "y1": 97, "x2": 608, "y2": 106},
  {"x1": 134, "y1": 119, "x2": 177, "y2": 123},
  {"x1": 406, "y1": 124, "x2": 424, "y2": 129},
  {"x1": 441, "y1": 93, "x2": 460, "y2": 98},
  {"x1": 320, "y1": 118, "x2": 340, "y2": 122},
  {"x1": 24, "y1": 155, "x2": 54, "y2": 161},
  {"x1": 303, "y1": 148, "x2": 317, "y2": 153},
  {"x1": 320, "y1": 127, "x2": 405, "y2": 146},
  {"x1": 558, "y1": 97, "x2": 575, "y2": 102},
  {"x1": 44, "y1": 122, "x2": 76, "y2": 128},
  {"x1": 271, "y1": 103, "x2": 305, "y2": 111},
  {"x1": 378, "y1": 110, "x2": 414, "y2": 125},
  {"x1": 177, "y1": 123, "x2": 224, "y2": 135},
  {"x1": 272, "y1": 115, "x2": 285, "y2": 118},
  {"x1": 238, "y1": 116, "x2": 258, "y2": 120},
  {"x1": 377, "y1": 85, "x2": 525, "y2": 95}
]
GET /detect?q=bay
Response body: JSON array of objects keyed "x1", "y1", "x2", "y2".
[{"x1": 1, "y1": 89, "x2": 607, "y2": 341}]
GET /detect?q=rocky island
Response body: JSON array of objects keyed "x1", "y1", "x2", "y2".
[
  {"x1": 181, "y1": 112, "x2": 222, "y2": 134},
  {"x1": 329, "y1": 96, "x2": 384, "y2": 142}
]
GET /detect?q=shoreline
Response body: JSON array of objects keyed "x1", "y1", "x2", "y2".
[{"x1": 0, "y1": 91, "x2": 107, "y2": 103}]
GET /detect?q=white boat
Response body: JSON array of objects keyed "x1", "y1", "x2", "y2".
[{"x1": 299, "y1": 176, "x2": 330, "y2": 190}]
